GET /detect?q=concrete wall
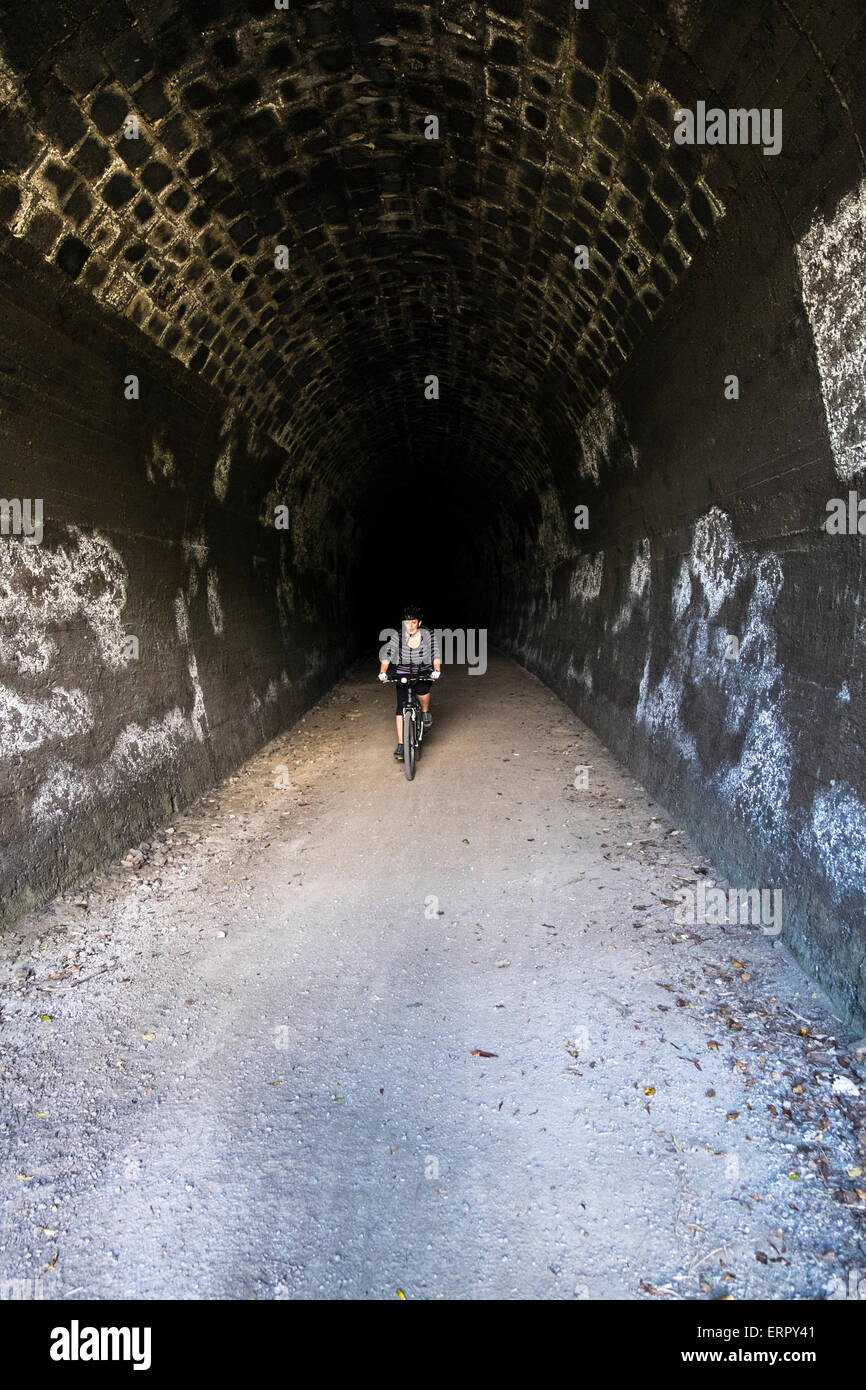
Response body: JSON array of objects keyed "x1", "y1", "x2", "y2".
[
  {"x1": 483, "y1": 160, "x2": 866, "y2": 1028},
  {"x1": 0, "y1": 233, "x2": 355, "y2": 925}
]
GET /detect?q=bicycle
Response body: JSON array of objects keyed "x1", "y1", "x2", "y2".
[{"x1": 381, "y1": 665, "x2": 438, "y2": 781}]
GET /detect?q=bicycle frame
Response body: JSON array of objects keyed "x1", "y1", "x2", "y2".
[{"x1": 382, "y1": 666, "x2": 436, "y2": 779}]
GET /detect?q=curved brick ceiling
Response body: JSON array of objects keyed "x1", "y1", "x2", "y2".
[{"x1": 0, "y1": 0, "x2": 852, "y2": 507}]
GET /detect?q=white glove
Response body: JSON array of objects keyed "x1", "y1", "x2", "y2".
[
  {"x1": 378, "y1": 671, "x2": 388, "y2": 682},
  {"x1": 431, "y1": 669, "x2": 441, "y2": 680}
]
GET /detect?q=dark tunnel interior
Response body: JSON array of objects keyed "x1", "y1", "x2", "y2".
[{"x1": 1, "y1": 0, "x2": 866, "y2": 1028}]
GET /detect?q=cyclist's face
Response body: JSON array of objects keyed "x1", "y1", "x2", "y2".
[{"x1": 404, "y1": 617, "x2": 420, "y2": 635}]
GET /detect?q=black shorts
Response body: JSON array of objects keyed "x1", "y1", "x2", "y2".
[{"x1": 395, "y1": 680, "x2": 431, "y2": 713}]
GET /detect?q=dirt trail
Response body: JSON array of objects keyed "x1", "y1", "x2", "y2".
[{"x1": 1, "y1": 652, "x2": 864, "y2": 1299}]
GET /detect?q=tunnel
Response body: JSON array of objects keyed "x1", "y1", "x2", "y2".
[{"x1": 1, "y1": 0, "x2": 866, "y2": 1304}]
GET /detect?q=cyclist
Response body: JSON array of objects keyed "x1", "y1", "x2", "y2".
[{"x1": 379, "y1": 604, "x2": 441, "y2": 762}]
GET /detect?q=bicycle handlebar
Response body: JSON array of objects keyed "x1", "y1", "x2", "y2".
[{"x1": 380, "y1": 668, "x2": 439, "y2": 682}]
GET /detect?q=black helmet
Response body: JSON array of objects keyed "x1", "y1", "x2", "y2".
[{"x1": 402, "y1": 603, "x2": 423, "y2": 622}]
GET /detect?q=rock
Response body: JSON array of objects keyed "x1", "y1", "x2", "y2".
[{"x1": 832, "y1": 1075, "x2": 860, "y2": 1097}]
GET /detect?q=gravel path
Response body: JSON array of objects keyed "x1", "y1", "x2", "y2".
[{"x1": 1, "y1": 652, "x2": 864, "y2": 1300}]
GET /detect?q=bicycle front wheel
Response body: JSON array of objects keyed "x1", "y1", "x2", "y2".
[{"x1": 403, "y1": 707, "x2": 416, "y2": 780}]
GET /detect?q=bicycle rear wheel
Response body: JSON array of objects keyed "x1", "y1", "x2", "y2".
[{"x1": 403, "y1": 706, "x2": 416, "y2": 780}]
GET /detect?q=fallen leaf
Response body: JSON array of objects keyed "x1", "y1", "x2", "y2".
[
  {"x1": 644, "y1": 1086, "x2": 656, "y2": 1096},
  {"x1": 470, "y1": 1049, "x2": 499, "y2": 1058},
  {"x1": 396, "y1": 1289, "x2": 406, "y2": 1300},
  {"x1": 639, "y1": 1279, "x2": 675, "y2": 1297},
  {"x1": 142, "y1": 1032, "x2": 155, "y2": 1042}
]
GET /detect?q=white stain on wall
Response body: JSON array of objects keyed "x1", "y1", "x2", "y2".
[
  {"x1": 174, "y1": 592, "x2": 208, "y2": 741},
  {"x1": 636, "y1": 658, "x2": 699, "y2": 764},
  {"x1": 613, "y1": 537, "x2": 651, "y2": 632},
  {"x1": 182, "y1": 525, "x2": 208, "y2": 571},
  {"x1": 715, "y1": 553, "x2": 791, "y2": 842},
  {"x1": 570, "y1": 551, "x2": 604, "y2": 603},
  {"x1": 147, "y1": 435, "x2": 176, "y2": 485},
  {"x1": 0, "y1": 527, "x2": 134, "y2": 761},
  {"x1": 566, "y1": 653, "x2": 594, "y2": 692},
  {"x1": 3, "y1": 525, "x2": 220, "y2": 830},
  {"x1": 31, "y1": 708, "x2": 198, "y2": 828},
  {"x1": 809, "y1": 782, "x2": 866, "y2": 901},
  {"x1": 31, "y1": 761, "x2": 91, "y2": 826},
  {"x1": 691, "y1": 506, "x2": 742, "y2": 617},
  {"x1": 672, "y1": 558, "x2": 692, "y2": 618},
  {"x1": 213, "y1": 407, "x2": 236, "y2": 502},
  {"x1": 0, "y1": 529, "x2": 133, "y2": 675},
  {"x1": 206, "y1": 568, "x2": 224, "y2": 635},
  {"x1": 577, "y1": 389, "x2": 638, "y2": 484},
  {"x1": 0, "y1": 684, "x2": 91, "y2": 756},
  {"x1": 795, "y1": 178, "x2": 866, "y2": 480},
  {"x1": 636, "y1": 507, "x2": 793, "y2": 844}
]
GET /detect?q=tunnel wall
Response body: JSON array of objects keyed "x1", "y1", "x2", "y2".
[
  {"x1": 0, "y1": 232, "x2": 355, "y2": 926},
  {"x1": 486, "y1": 162, "x2": 866, "y2": 1029}
]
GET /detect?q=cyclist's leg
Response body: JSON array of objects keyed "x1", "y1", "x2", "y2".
[{"x1": 417, "y1": 680, "x2": 433, "y2": 724}]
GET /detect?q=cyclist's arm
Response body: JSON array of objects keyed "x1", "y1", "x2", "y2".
[{"x1": 379, "y1": 629, "x2": 398, "y2": 675}]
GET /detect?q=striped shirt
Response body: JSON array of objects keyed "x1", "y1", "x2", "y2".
[{"x1": 381, "y1": 624, "x2": 441, "y2": 669}]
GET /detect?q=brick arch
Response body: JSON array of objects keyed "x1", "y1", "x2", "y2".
[{"x1": 0, "y1": 0, "x2": 858, "y2": 510}]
